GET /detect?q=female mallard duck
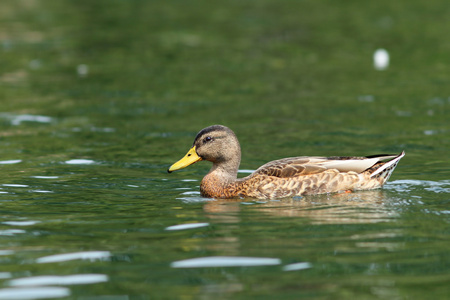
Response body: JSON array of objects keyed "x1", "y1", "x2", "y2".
[{"x1": 168, "y1": 125, "x2": 404, "y2": 199}]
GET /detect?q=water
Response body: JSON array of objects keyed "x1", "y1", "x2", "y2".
[{"x1": 1, "y1": 0, "x2": 449, "y2": 299}]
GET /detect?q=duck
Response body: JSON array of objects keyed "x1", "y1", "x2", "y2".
[{"x1": 168, "y1": 125, "x2": 405, "y2": 199}]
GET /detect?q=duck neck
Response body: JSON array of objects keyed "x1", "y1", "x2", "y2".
[
  {"x1": 200, "y1": 156, "x2": 241, "y2": 198},
  {"x1": 209, "y1": 162, "x2": 239, "y2": 182}
]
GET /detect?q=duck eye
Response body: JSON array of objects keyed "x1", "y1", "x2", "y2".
[{"x1": 203, "y1": 136, "x2": 213, "y2": 143}]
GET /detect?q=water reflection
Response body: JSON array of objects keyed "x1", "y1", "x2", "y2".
[
  {"x1": 202, "y1": 189, "x2": 397, "y2": 224},
  {"x1": 178, "y1": 179, "x2": 450, "y2": 219}
]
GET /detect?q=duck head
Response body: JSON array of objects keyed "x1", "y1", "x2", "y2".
[{"x1": 168, "y1": 125, "x2": 241, "y2": 174}]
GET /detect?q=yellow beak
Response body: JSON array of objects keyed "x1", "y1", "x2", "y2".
[{"x1": 168, "y1": 146, "x2": 202, "y2": 173}]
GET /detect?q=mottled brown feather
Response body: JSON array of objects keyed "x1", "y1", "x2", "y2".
[{"x1": 254, "y1": 158, "x2": 327, "y2": 177}]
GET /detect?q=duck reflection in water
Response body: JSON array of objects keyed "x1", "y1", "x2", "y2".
[{"x1": 201, "y1": 189, "x2": 398, "y2": 225}]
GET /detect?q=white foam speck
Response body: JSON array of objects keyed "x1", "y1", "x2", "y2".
[
  {"x1": 373, "y1": 48, "x2": 389, "y2": 70},
  {"x1": 77, "y1": 64, "x2": 89, "y2": 77}
]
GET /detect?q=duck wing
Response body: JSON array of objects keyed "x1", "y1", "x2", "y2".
[
  {"x1": 253, "y1": 154, "x2": 399, "y2": 178},
  {"x1": 253, "y1": 157, "x2": 327, "y2": 178}
]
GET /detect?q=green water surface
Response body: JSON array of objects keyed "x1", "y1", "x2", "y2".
[{"x1": 0, "y1": 1, "x2": 449, "y2": 299}]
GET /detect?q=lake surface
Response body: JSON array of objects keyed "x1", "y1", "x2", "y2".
[{"x1": 0, "y1": 0, "x2": 449, "y2": 299}]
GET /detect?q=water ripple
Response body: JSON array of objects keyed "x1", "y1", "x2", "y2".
[
  {"x1": 2, "y1": 184, "x2": 28, "y2": 188},
  {"x1": 8, "y1": 274, "x2": 108, "y2": 287},
  {"x1": 282, "y1": 262, "x2": 313, "y2": 271},
  {"x1": 64, "y1": 159, "x2": 97, "y2": 165},
  {"x1": 0, "y1": 113, "x2": 53, "y2": 126},
  {"x1": 0, "y1": 160, "x2": 22, "y2": 165},
  {"x1": 171, "y1": 256, "x2": 281, "y2": 268},
  {"x1": 0, "y1": 229, "x2": 26, "y2": 236},
  {"x1": 36, "y1": 251, "x2": 111, "y2": 264},
  {"x1": 386, "y1": 179, "x2": 450, "y2": 194},
  {"x1": 0, "y1": 287, "x2": 70, "y2": 300},
  {"x1": 2, "y1": 221, "x2": 40, "y2": 226},
  {"x1": 165, "y1": 222, "x2": 209, "y2": 231}
]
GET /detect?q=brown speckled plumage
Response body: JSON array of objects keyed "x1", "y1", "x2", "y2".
[{"x1": 168, "y1": 125, "x2": 405, "y2": 200}]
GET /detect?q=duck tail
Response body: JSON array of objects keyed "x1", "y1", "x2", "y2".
[{"x1": 369, "y1": 151, "x2": 405, "y2": 181}]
